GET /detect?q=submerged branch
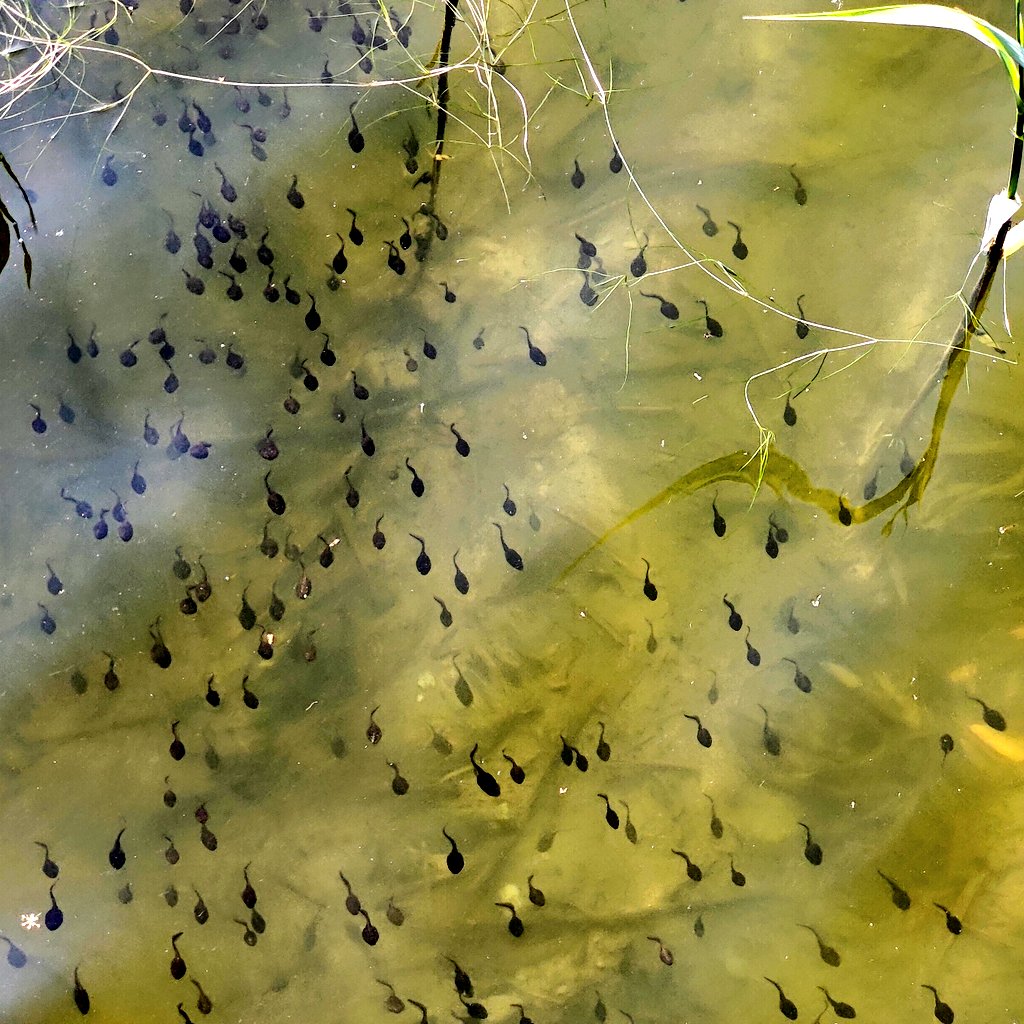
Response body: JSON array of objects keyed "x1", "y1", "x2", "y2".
[{"x1": 560, "y1": 217, "x2": 1012, "y2": 580}]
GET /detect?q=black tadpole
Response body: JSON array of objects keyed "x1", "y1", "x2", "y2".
[
  {"x1": 727, "y1": 220, "x2": 748, "y2": 260},
  {"x1": 388, "y1": 760, "x2": 410, "y2": 795},
  {"x1": 450, "y1": 422, "x2": 470, "y2": 456},
  {"x1": 304, "y1": 293, "x2": 321, "y2": 331},
  {"x1": 647, "y1": 935, "x2": 673, "y2": 966},
  {"x1": 338, "y1": 871, "x2": 361, "y2": 915},
  {"x1": 798, "y1": 923, "x2": 841, "y2": 966},
  {"x1": 818, "y1": 988, "x2": 856, "y2": 1019},
  {"x1": 346, "y1": 208, "x2": 363, "y2": 245},
  {"x1": 712, "y1": 495, "x2": 726, "y2": 536},
  {"x1": 384, "y1": 239, "x2": 405, "y2": 275},
  {"x1": 684, "y1": 714, "x2": 712, "y2": 748},
  {"x1": 579, "y1": 272, "x2": 598, "y2": 306},
  {"x1": 434, "y1": 596, "x2": 453, "y2": 628},
  {"x1": 520, "y1": 325, "x2": 547, "y2": 366},
  {"x1": 795, "y1": 293, "x2": 809, "y2": 338},
  {"x1": 256, "y1": 229, "x2": 274, "y2": 266},
  {"x1": 215, "y1": 163, "x2": 237, "y2": 202},
  {"x1": 149, "y1": 619, "x2": 172, "y2": 668},
  {"x1": 409, "y1": 534, "x2": 431, "y2": 575},
  {"x1": 639, "y1": 290, "x2": 679, "y2": 320},
  {"x1": 630, "y1": 240, "x2": 648, "y2": 278},
  {"x1": 73, "y1": 966, "x2": 90, "y2": 1014},
  {"x1": 729, "y1": 857, "x2": 746, "y2": 887},
  {"x1": 575, "y1": 232, "x2": 597, "y2": 259},
  {"x1": 251, "y1": 624, "x2": 273, "y2": 662},
  {"x1": 358, "y1": 909, "x2": 379, "y2": 946},
  {"x1": 37, "y1": 602, "x2": 56, "y2": 634},
  {"x1": 343, "y1": 466, "x2": 359, "y2": 508},
  {"x1": 970, "y1": 695, "x2": 1006, "y2": 731},
  {"x1": 939, "y1": 732, "x2": 954, "y2": 763},
  {"x1": 921, "y1": 985, "x2": 955, "y2": 1024},
  {"x1": 495, "y1": 901, "x2": 524, "y2": 936},
  {"x1": 365, "y1": 706, "x2": 382, "y2": 745},
  {"x1": 108, "y1": 827, "x2": 127, "y2": 870},
  {"x1": 169, "y1": 720, "x2": 186, "y2": 760},
  {"x1": 640, "y1": 557, "x2": 658, "y2": 600},
  {"x1": 933, "y1": 901, "x2": 963, "y2": 934},
  {"x1": 442, "y1": 827, "x2": 464, "y2": 874},
  {"x1": 790, "y1": 166, "x2": 807, "y2": 205},
  {"x1": 697, "y1": 298, "x2": 723, "y2": 337},
  {"x1": 44, "y1": 883, "x2": 62, "y2": 930},
  {"x1": 469, "y1": 743, "x2": 501, "y2": 797},
  {"x1": 744, "y1": 626, "x2": 761, "y2": 666},
  {"x1": 783, "y1": 391, "x2": 797, "y2": 427},
  {"x1": 800, "y1": 822, "x2": 823, "y2": 865},
  {"x1": 406, "y1": 459, "x2": 424, "y2": 496},
  {"x1": 372, "y1": 515, "x2": 386, "y2": 550},
  {"x1": 503, "y1": 751, "x2": 526, "y2": 784},
  {"x1": 492, "y1": 522, "x2": 523, "y2": 570},
  {"x1": 783, "y1": 657, "x2": 813, "y2": 694},
  {"x1": 559, "y1": 735, "x2": 574, "y2": 766},
  {"x1": 347, "y1": 103, "x2": 365, "y2": 152},
  {"x1": 759, "y1": 704, "x2": 781, "y2": 756},
  {"x1": 696, "y1": 204, "x2": 718, "y2": 236},
  {"x1": 263, "y1": 471, "x2": 286, "y2": 515},
  {"x1": 704, "y1": 794, "x2": 723, "y2": 838},
  {"x1": 501, "y1": 483, "x2": 516, "y2": 515},
  {"x1": 764, "y1": 978, "x2": 798, "y2": 1021},
  {"x1": 597, "y1": 793, "x2": 619, "y2": 829},
  {"x1": 722, "y1": 594, "x2": 742, "y2": 631},
  {"x1": 35, "y1": 842, "x2": 59, "y2": 879},
  {"x1": 0, "y1": 936, "x2": 27, "y2": 968},
  {"x1": 170, "y1": 931, "x2": 187, "y2": 979},
  {"x1": 672, "y1": 849, "x2": 703, "y2": 881},
  {"x1": 241, "y1": 674, "x2": 259, "y2": 708},
  {"x1": 233, "y1": 918, "x2": 258, "y2": 946},
  {"x1": 452, "y1": 551, "x2": 469, "y2": 594},
  {"x1": 330, "y1": 236, "x2": 348, "y2": 278},
  {"x1": 570, "y1": 158, "x2": 584, "y2": 189},
  {"x1": 446, "y1": 957, "x2": 474, "y2": 999}
]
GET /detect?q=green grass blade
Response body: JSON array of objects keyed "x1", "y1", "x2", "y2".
[{"x1": 746, "y1": 5, "x2": 1024, "y2": 104}]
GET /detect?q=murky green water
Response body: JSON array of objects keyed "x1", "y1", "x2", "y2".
[{"x1": 2, "y1": 0, "x2": 1023, "y2": 1021}]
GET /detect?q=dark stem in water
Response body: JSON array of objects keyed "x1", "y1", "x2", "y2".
[
  {"x1": 1006, "y1": 6, "x2": 1024, "y2": 201},
  {"x1": 429, "y1": 0, "x2": 459, "y2": 211}
]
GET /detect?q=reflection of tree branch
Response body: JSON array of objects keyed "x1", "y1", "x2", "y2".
[
  {"x1": 0, "y1": 148, "x2": 35, "y2": 287},
  {"x1": 561, "y1": 218, "x2": 1012, "y2": 580}
]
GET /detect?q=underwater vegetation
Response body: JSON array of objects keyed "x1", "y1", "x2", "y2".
[{"x1": 1, "y1": 0, "x2": 1024, "y2": 1022}]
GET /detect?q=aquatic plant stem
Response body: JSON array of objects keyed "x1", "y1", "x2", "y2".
[
  {"x1": 429, "y1": 0, "x2": 460, "y2": 211},
  {"x1": 1008, "y1": 0, "x2": 1024, "y2": 198}
]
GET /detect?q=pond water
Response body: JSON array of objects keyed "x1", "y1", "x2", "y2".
[{"x1": 1, "y1": 0, "x2": 1023, "y2": 1021}]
